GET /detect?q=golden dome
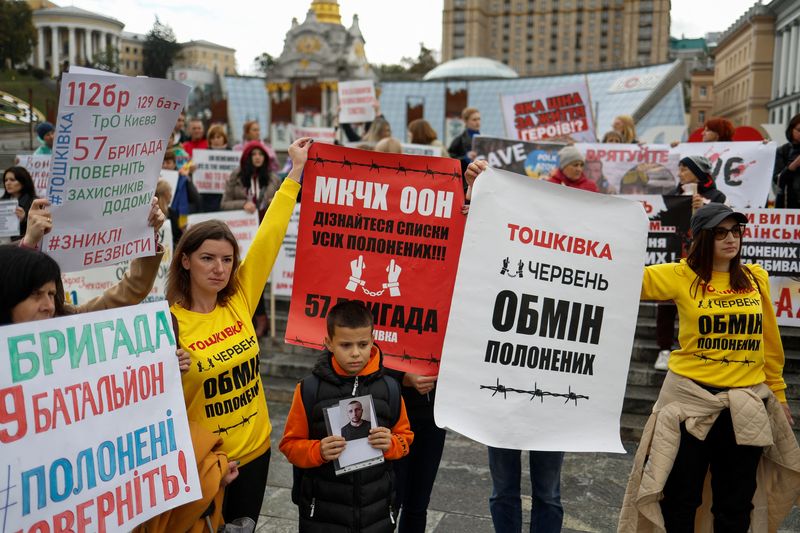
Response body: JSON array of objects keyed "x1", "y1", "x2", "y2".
[{"x1": 310, "y1": 0, "x2": 342, "y2": 24}]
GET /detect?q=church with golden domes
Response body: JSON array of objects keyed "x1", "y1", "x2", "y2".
[{"x1": 267, "y1": 1, "x2": 375, "y2": 138}]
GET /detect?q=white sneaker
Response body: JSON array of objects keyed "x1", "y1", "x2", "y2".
[{"x1": 654, "y1": 350, "x2": 670, "y2": 371}]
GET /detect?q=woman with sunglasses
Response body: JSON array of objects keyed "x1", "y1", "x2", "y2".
[{"x1": 621, "y1": 202, "x2": 797, "y2": 532}]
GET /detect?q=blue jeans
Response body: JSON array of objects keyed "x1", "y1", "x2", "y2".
[{"x1": 488, "y1": 447, "x2": 564, "y2": 533}]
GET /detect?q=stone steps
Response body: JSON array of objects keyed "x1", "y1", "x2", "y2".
[{"x1": 260, "y1": 299, "x2": 800, "y2": 442}]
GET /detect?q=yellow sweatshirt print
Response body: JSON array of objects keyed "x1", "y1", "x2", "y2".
[
  {"x1": 172, "y1": 179, "x2": 301, "y2": 466},
  {"x1": 641, "y1": 260, "x2": 786, "y2": 402}
]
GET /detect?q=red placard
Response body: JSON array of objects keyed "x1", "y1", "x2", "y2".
[{"x1": 285, "y1": 143, "x2": 466, "y2": 375}]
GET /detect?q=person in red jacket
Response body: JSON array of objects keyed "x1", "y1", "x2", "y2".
[{"x1": 547, "y1": 145, "x2": 599, "y2": 192}]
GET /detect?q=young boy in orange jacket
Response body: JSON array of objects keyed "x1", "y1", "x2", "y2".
[{"x1": 280, "y1": 301, "x2": 414, "y2": 532}]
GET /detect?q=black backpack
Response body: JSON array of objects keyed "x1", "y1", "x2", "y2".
[{"x1": 290, "y1": 373, "x2": 401, "y2": 505}]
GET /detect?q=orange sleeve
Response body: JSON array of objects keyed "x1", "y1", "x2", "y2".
[
  {"x1": 384, "y1": 399, "x2": 414, "y2": 461},
  {"x1": 278, "y1": 384, "x2": 325, "y2": 468}
]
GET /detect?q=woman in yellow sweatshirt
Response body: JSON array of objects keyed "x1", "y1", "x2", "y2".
[
  {"x1": 622, "y1": 202, "x2": 797, "y2": 533},
  {"x1": 167, "y1": 137, "x2": 312, "y2": 524}
]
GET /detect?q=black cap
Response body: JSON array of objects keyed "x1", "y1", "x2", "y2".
[{"x1": 690, "y1": 203, "x2": 748, "y2": 236}]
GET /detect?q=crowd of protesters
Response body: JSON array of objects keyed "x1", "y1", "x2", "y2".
[{"x1": 3, "y1": 102, "x2": 799, "y2": 533}]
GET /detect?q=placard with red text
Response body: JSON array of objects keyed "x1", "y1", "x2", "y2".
[
  {"x1": 501, "y1": 82, "x2": 596, "y2": 142},
  {"x1": 286, "y1": 144, "x2": 466, "y2": 375},
  {"x1": 0, "y1": 302, "x2": 201, "y2": 531},
  {"x1": 435, "y1": 167, "x2": 648, "y2": 452},
  {"x1": 739, "y1": 209, "x2": 800, "y2": 327},
  {"x1": 42, "y1": 67, "x2": 189, "y2": 272}
]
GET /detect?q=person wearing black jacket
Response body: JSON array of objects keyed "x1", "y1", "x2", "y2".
[
  {"x1": 773, "y1": 113, "x2": 800, "y2": 208},
  {"x1": 654, "y1": 155, "x2": 726, "y2": 371},
  {"x1": 2, "y1": 166, "x2": 38, "y2": 241},
  {"x1": 448, "y1": 107, "x2": 481, "y2": 193}
]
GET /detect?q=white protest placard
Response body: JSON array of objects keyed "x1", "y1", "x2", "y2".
[
  {"x1": 291, "y1": 125, "x2": 336, "y2": 144},
  {"x1": 14, "y1": 154, "x2": 51, "y2": 196},
  {"x1": 0, "y1": 301, "x2": 201, "y2": 530},
  {"x1": 159, "y1": 169, "x2": 179, "y2": 198},
  {"x1": 671, "y1": 141, "x2": 777, "y2": 208},
  {"x1": 271, "y1": 205, "x2": 300, "y2": 297},
  {"x1": 575, "y1": 143, "x2": 679, "y2": 195},
  {"x1": 192, "y1": 149, "x2": 242, "y2": 194},
  {"x1": 62, "y1": 221, "x2": 173, "y2": 306},
  {"x1": 501, "y1": 82, "x2": 596, "y2": 142},
  {"x1": 187, "y1": 210, "x2": 259, "y2": 258},
  {"x1": 738, "y1": 209, "x2": 800, "y2": 327},
  {"x1": 770, "y1": 276, "x2": 800, "y2": 327},
  {"x1": 401, "y1": 143, "x2": 443, "y2": 157},
  {"x1": 435, "y1": 167, "x2": 648, "y2": 452},
  {"x1": 0, "y1": 199, "x2": 19, "y2": 237},
  {"x1": 42, "y1": 67, "x2": 190, "y2": 272},
  {"x1": 338, "y1": 80, "x2": 376, "y2": 124}
]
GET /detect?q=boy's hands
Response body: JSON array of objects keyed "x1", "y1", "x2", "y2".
[
  {"x1": 368, "y1": 427, "x2": 392, "y2": 451},
  {"x1": 320, "y1": 435, "x2": 346, "y2": 461}
]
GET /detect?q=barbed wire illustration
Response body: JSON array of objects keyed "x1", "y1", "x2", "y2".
[
  {"x1": 214, "y1": 411, "x2": 258, "y2": 435},
  {"x1": 309, "y1": 154, "x2": 462, "y2": 182},
  {"x1": 693, "y1": 352, "x2": 754, "y2": 366},
  {"x1": 480, "y1": 378, "x2": 590, "y2": 405}
]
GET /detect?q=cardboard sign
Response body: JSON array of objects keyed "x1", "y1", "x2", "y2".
[
  {"x1": 192, "y1": 149, "x2": 242, "y2": 194},
  {"x1": 285, "y1": 144, "x2": 466, "y2": 375},
  {"x1": 0, "y1": 302, "x2": 201, "y2": 530},
  {"x1": 62, "y1": 221, "x2": 173, "y2": 306},
  {"x1": 338, "y1": 80, "x2": 376, "y2": 124},
  {"x1": 42, "y1": 67, "x2": 190, "y2": 272},
  {"x1": 291, "y1": 125, "x2": 336, "y2": 144},
  {"x1": 473, "y1": 136, "x2": 564, "y2": 179},
  {"x1": 401, "y1": 143, "x2": 443, "y2": 158},
  {"x1": 186, "y1": 210, "x2": 260, "y2": 259},
  {"x1": 576, "y1": 143, "x2": 680, "y2": 195},
  {"x1": 501, "y1": 82, "x2": 596, "y2": 142},
  {"x1": 271, "y1": 205, "x2": 300, "y2": 297},
  {"x1": 14, "y1": 154, "x2": 51, "y2": 195},
  {"x1": 673, "y1": 142, "x2": 777, "y2": 208},
  {"x1": 435, "y1": 167, "x2": 648, "y2": 452}
]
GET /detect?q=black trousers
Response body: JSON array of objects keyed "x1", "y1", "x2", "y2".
[
  {"x1": 394, "y1": 416, "x2": 447, "y2": 533},
  {"x1": 660, "y1": 409, "x2": 762, "y2": 533},
  {"x1": 656, "y1": 303, "x2": 677, "y2": 351},
  {"x1": 222, "y1": 448, "x2": 271, "y2": 524}
]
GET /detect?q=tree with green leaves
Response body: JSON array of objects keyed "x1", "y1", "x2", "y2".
[
  {"x1": 374, "y1": 43, "x2": 438, "y2": 82},
  {"x1": 254, "y1": 52, "x2": 275, "y2": 76},
  {"x1": 143, "y1": 17, "x2": 181, "y2": 79},
  {"x1": 91, "y1": 45, "x2": 120, "y2": 73},
  {"x1": 0, "y1": 0, "x2": 36, "y2": 70}
]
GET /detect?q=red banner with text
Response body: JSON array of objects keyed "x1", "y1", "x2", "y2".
[{"x1": 286, "y1": 144, "x2": 466, "y2": 375}]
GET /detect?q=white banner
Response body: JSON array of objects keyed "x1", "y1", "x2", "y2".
[
  {"x1": 271, "y1": 205, "x2": 300, "y2": 297},
  {"x1": 42, "y1": 67, "x2": 189, "y2": 272},
  {"x1": 192, "y1": 149, "x2": 242, "y2": 194},
  {"x1": 575, "y1": 143, "x2": 680, "y2": 195},
  {"x1": 0, "y1": 199, "x2": 19, "y2": 237},
  {"x1": 0, "y1": 301, "x2": 201, "y2": 530},
  {"x1": 62, "y1": 221, "x2": 173, "y2": 306},
  {"x1": 672, "y1": 141, "x2": 777, "y2": 208},
  {"x1": 187, "y1": 210, "x2": 259, "y2": 259},
  {"x1": 501, "y1": 82, "x2": 596, "y2": 143},
  {"x1": 401, "y1": 143, "x2": 443, "y2": 157},
  {"x1": 159, "y1": 169, "x2": 179, "y2": 198},
  {"x1": 291, "y1": 125, "x2": 336, "y2": 144},
  {"x1": 14, "y1": 154, "x2": 51, "y2": 196},
  {"x1": 771, "y1": 277, "x2": 800, "y2": 327},
  {"x1": 435, "y1": 167, "x2": 647, "y2": 452},
  {"x1": 338, "y1": 80, "x2": 376, "y2": 124}
]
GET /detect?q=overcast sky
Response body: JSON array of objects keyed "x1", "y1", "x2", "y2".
[{"x1": 65, "y1": 0, "x2": 763, "y2": 74}]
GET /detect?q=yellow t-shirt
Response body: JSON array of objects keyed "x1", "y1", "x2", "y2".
[
  {"x1": 171, "y1": 179, "x2": 300, "y2": 465},
  {"x1": 641, "y1": 260, "x2": 786, "y2": 402}
]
